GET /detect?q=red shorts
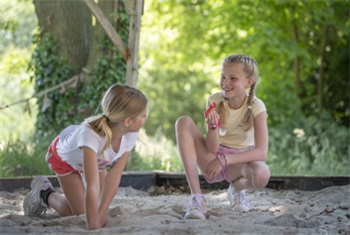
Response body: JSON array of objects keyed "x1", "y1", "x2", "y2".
[
  {"x1": 46, "y1": 136, "x2": 79, "y2": 176},
  {"x1": 202, "y1": 145, "x2": 253, "y2": 184}
]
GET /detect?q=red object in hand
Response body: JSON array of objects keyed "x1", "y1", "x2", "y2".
[{"x1": 204, "y1": 102, "x2": 217, "y2": 117}]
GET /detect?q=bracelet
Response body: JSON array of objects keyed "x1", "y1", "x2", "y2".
[
  {"x1": 208, "y1": 121, "x2": 222, "y2": 130},
  {"x1": 222, "y1": 153, "x2": 228, "y2": 166},
  {"x1": 217, "y1": 154, "x2": 225, "y2": 167}
]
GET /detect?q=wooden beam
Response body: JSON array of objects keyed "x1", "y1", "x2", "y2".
[
  {"x1": 125, "y1": 0, "x2": 144, "y2": 87},
  {"x1": 83, "y1": 0, "x2": 128, "y2": 61}
]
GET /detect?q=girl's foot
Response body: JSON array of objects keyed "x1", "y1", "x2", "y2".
[
  {"x1": 23, "y1": 176, "x2": 54, "y2": 216},
  {"x1": 183, "y1": 194, "x2": 207, "y2": 219},
  {"x1": 227, "y1": 184, "x2": 254, "y2": 212}
]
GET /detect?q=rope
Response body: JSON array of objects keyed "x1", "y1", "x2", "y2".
[{"x1": 0, "y1": 74, "x2": 83, "y2": 111}]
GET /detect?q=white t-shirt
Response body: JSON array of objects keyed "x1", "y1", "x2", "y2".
[
  {"x1": 56, "y1": 123, "x2": 138, "y2": 171},
  {"x1": 208, "y1": 92, "x2": 267, "y2": 149}
]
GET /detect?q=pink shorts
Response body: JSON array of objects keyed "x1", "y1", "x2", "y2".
[
  {"x1": 45, "y1": 136, "x2": 79, "y2": 176},
  {"x1": 203, "y1": 145, "x2": 253, "y2": 184}
]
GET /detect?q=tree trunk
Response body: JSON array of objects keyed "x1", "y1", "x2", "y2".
[
  {"x1": 317, "y1": 26, "x2": 330, "y2": 111},
  {"x1": 290, "y1": 3, "x2": 302, "y2": 112},
  {"x1": 31, "y1": 0, "x2": 129, "y2": 138},
  {"x1": 33, "y1": 0, "x2": 92, "y2": 72}
]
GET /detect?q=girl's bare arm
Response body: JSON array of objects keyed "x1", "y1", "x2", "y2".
[
  {"x1": 82, "y1": 146, "x2": 101, "y2": 230},
  {"x1": 97, "y1": 151, "x2": 131, "y2": 227},
  {"x1": 205, "y1": 102, "x2": 221, "y2": 153}
]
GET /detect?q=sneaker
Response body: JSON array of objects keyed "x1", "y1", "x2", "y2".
[
  {"x1": 227, "y1": 184, "x2": 254, "y2": 212},
  {"x1": 23, "y1": 176, "x2": 53, "y2": 216},
  {"x1": 183, "y1": 194, "x2": 207, "y2": 219}
]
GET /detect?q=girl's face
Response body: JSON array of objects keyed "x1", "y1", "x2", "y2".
[
  {"x1": 220, "y1": 62, "x2": 253, "y2": 99},
  {"x1": 129, "y1": 106, "x2": 148, "y2": 132}
]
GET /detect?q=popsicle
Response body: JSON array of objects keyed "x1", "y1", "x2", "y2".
[{"x1": 204, "y1": 102, "x2": 217, "y2": 117}]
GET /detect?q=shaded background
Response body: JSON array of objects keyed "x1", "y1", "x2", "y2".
[{"x1": 0, "y1": 0, "x2": 349, "y2": 177}]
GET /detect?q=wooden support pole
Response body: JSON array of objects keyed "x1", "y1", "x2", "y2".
[
  {"x1": 83, "y1": 0, "x2": 128, "y2": 61},
  {"x1": 125, "y1": 0, "x2": 144, "y2": 87}
]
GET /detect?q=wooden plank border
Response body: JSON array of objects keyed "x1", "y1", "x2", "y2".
[{"x1": 0, "y1": 172, "x2": 349, "y2": 192}]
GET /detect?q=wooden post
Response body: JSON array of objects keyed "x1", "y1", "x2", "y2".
[
  {"x1": 83, "y1": 0, "x2": 128, "y2": 61},
  {"x1": 84, "y1": 0, "x2": 143, "y2": 87},
  {"x1": 125, "y1": 0, "x2": 144, "y2": 87}
]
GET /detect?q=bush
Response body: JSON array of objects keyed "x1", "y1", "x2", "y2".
[
  {"x1": 0, "y1": 137, "x2": 53, "y2": 177},
  {"x1": 1, "y1": 114, "x2": 348, "y2": 177},
  {"x1": 128, "y1": 129, "x2": 184, "y2": 172},
  {"x1": 267, "y1": 112, "x2": 350, "y2": 176}
]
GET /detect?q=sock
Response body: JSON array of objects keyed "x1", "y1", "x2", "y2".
[{"x1": 40, "y1": 188, "x2": 55, "y2": 206}]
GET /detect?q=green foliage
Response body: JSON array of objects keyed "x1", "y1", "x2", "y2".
[
  {"x1": 0, "y1": 138, "x2": 53, "y2": 177},
  {"x1": 0, "y1": 0, "x2": 37, "y2": 55},
  {"x1": 29, "y1": 33, "x2": 78, "y2": 138},
  {"x1": 0, "y1": 47, "x2": 37, "y2": 141},
  {"x1": 141, "y1": 0, "x2": 349, "y2": 137},
  {"x1": 2, "y1": 115, "x2": 348, "y2": 177},
  {"x1": 29, "y1": 7, "x2": 130, "y2": 137},
  {"x1": 0, "y1": 0, "x2": 38, "y2": 141},
  {"x1": 78, "y1": 38, "x2": 128, "y2": 115},
  {"x1": 268, "y1": 113, "x2": 350, "y2": 176},
  {"x1": 128, "y1": 129, "x2": 184, "y2": 172},
  {"x1": 0, "y1": 1, "x2": 131, "y2": 177},
  {"x1": 141, "y1": 68, "x2": 216, "y2": 143},
  {"x1": 1, "y1": 0, "x2": 349, "y2": 177},
  {"x1": 138, "y1": 0, "x2": 349, "y2": 176}
]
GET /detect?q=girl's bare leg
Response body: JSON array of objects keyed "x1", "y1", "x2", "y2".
[
  {"x1": 227, "y1": 161, "x2": 270, "y2": 191},
  {"x1": 175, "y1": 116, "x2": 216, "y2": 194},
  {"x1": 48, "y1": 173, "x2": 85, "y2": 216},
  {"x1": 47, "y1": 191, "x2": 72, "y2": 216}
]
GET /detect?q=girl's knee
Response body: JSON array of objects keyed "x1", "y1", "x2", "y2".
[
  {"x1": 250, "y1": 163, "x2": 270, "y2": 189},
  {"x1": 256, "y1": 165, "x2": 270, "y2": 188},
  {"x1": 175, "y1": 116, "x2": 194, "y2": 131},
  {"x1": 176, "y1": 116, "x2": 193, "y2": 126}
]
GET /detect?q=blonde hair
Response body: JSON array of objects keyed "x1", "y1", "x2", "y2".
[
  {"x1": 85, "y1": 84, "x2": 148, "y2": 157},
  {"x1": 217, "y1": 54, "x2": 260, "y2": 131}
]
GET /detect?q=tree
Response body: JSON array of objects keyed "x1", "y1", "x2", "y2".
[
  {"x1": 31, "y1": 0, "x2": 129, "y2": 138},
  {"x1": 0, "y1": 0, "x2": 38, "y2": 140},
  {"x1": 138, "y1": 0, "x2": 349, "y2": 143}
]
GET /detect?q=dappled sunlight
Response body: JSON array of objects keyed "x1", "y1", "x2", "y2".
[
  {"x1": 0, "y1": 0, "x2": 348, "y2": 178},
  {"x1": 0, "y1": 47, "x2": 37, "y2": 141},
  {"x1": 237, "y1": 29, "x2": 247, "y2": 38},
  {"x1": 268, "y1": 205, "x2": 293, "y2": 214},
  {"x1": 134, "y1": 129, "x2": 182, "y2": 172},
  {"x1": 209, "y1": 191, "x2": 228, "y2": 201}
]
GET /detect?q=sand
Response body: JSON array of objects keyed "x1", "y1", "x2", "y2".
[{"x1": 0, "y1": 185, "x2": 349, "y2": 235}]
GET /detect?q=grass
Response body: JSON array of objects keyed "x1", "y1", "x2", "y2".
[{"x1": 0, "y1": 119, "x2": 349, "y2": 178}]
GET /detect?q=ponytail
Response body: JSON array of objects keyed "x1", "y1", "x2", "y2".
[
  {"x1": 84, "y1": 84, "x2": 147, "y2": 158},
  {"x1": 85, "y1": 114, "x2": 112, "y2": 159}
]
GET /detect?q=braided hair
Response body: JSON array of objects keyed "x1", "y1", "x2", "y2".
[{"x1": 217, "y1": 54, "x2": 260, "y2": 131}]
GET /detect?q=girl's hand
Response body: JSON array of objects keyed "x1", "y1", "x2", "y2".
[
  {"x1": 205, "y1": 109, "x2": 220, "y2": 126},
  {"x1": 205, "y1": 158, "x2": 223, "y2": 180}
]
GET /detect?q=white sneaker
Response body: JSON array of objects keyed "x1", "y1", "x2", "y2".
[
  {"x1": 23, "y1": 176, "x2": 54, "y2": 216},
  {"x1": 227, "y1": 184, "x2": 254, "y2": 212},
  {"x1": 183, "y1": 194, "x2": 207, "y2": 219}
]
